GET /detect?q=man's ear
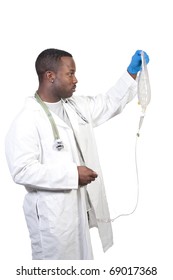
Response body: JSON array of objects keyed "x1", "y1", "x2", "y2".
[{"x1": 45, "y1": 71, "x2": 55, "y2": 83}]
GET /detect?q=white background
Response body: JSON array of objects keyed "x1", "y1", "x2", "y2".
[{"x1": 0, "y1": 0, "x2": 173, "y2": 279}]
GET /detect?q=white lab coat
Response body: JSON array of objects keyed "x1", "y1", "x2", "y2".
[{"x1": 5, "y1": 72, "x2": 137, "y2": 260}]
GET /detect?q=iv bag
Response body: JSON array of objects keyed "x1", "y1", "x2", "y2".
[{"x1": 137, "y1": 51, "x2": 151, "y2": 113}]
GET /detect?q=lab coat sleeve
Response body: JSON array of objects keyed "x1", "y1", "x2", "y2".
[
  {"x1": 86, "y1": 71, "x2": 137, "y2": 127},
  {"x1": 5, "y1": 113, "x2": 78, "y2": 191}
]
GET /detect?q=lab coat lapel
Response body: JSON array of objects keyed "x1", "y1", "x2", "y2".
[
  {"x1": 26, "y1": 96, "x2": 70, "y2": 129},
  {"x1": 51, "y1": 110, "x2": 70, "y2": 129},
  {"x1": 63, "y1": 102, "x2": 80, "y2": 132},
  {"x1": 63, "y1": 101, "x2": 87, "y2": 162}
]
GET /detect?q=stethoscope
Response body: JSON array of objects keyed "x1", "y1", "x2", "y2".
[
  {"x1": 35, "y1": 92, "x2": 88, "y2": 151},
  {"x1": 35, "y1": 92, "x2": 64, "y2": 151}
]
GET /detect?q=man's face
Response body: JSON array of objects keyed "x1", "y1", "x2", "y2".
[{"x1": 52, "y1": 56, "x2": 78, "y2": 100}]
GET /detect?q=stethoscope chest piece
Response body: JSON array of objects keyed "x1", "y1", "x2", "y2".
[{"x1": 53, "y1": 139, "x2": 64, "y2": 151}]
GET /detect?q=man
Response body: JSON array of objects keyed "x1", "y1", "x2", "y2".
[{"x1": 5, "y1": 48, "x2": 149, "y2": 260}]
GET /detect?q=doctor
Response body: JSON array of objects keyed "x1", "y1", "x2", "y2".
[{"x1": 5, "y1": 48, "x2": 149, "y2": 260}]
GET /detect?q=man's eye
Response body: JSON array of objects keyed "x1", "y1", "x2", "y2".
[{"x1": 68, "y1": 72, "x2": 74, "y2": 77}]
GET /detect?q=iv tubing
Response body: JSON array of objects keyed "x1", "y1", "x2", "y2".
[
  {"x1": 94, "y1": 51, "x2": 150, "y2": 223},
  {"x1": 95, "y1": 132, "x2": 140, "y2": 223}
]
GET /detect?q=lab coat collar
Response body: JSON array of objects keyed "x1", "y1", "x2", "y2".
[{"x1": 25, "y1": 96, "x2": 70, "y2": 129}]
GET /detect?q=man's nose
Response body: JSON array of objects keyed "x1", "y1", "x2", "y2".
[{"x1": 73, "y1": 75, "x2": 78, "y2": 84}]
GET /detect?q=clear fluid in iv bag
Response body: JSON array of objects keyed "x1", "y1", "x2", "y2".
[{"x1": 137, "y1": 51, "x2": 151, "y2": 113}]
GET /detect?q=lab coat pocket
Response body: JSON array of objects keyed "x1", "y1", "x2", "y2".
[
  {"x1": 36, "y1": 194, "x2": 57, "y2": 232},
  {"x1": 36, "y1": 192, "x2": 70, "y2": 233}
]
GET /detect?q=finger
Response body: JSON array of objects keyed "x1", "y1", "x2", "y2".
[
  {"x1": 90, "y1": 176, "x2": 96, "y2": 182},
  {"x1": 91, "y1": 171, "x2": 98, "y2": 178}
]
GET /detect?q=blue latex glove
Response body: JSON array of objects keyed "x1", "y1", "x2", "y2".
[{"x1": 127, "y1": 50, "x2": 149, "y2": 74}]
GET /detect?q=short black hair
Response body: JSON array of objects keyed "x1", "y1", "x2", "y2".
[{"x1": 35, "y1": 48, "x2": 72, "y2": 82}]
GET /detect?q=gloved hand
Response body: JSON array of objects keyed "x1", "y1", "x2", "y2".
[{"x1": 127, "y1": 50, "x2": 149, "y2": 74}]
